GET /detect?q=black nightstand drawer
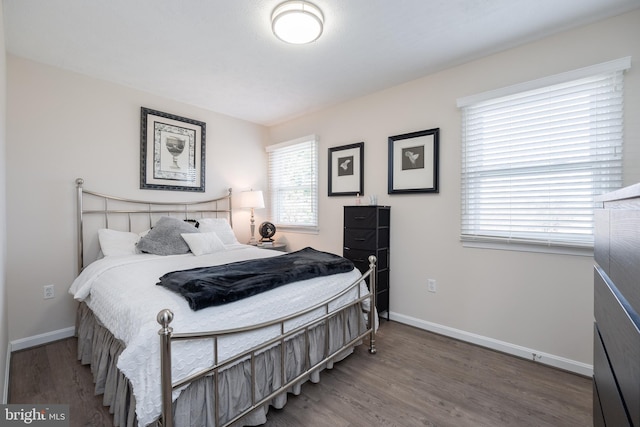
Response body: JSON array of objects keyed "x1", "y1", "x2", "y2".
[
  {"x1": 360, "y1": 269, "x2": 388, "y2": 294},
  {"x1": 344, "y1": 206, "x2": 389, "y2": 228},
  {"x1": 344, "y1": 247, "x2": 388, "y2": 272},
  {"x1": 377, "y1": 269, "x2": 389, "y2": 292},
  {"x1": 376, "y1": 289, "x2": 389, "y2": 313},
  {"x1": 344, "y1": 228, "x2": 389, "y2": 250}
]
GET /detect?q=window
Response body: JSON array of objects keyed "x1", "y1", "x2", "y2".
[
  {"x1": 458, "y1": 58, "x2": 630, "y2": 252},
  {"x1": 266, "y1": 135, "x2": 318, "y2": 232}
]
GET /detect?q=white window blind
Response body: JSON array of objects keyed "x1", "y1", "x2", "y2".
[
  {"x1": 458, "y1": 58, "x2": 629, "y2": 250},
  {"x1": 266, "y1": 135, "x2": 318, "y2": 231}
]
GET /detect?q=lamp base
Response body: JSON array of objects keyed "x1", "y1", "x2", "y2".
[{"x1": 248, "y1": 208, "x2": 258, "y2": 245}]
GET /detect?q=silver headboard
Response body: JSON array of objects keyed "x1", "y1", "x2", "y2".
[{"x1": 76, "y1": 178, "x2": 233, "y2": 273}]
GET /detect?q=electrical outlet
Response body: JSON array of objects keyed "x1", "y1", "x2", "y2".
[
  {"x1": 427, "y1": 279, "x2": 437, "y2": 293},
  {"x1": 44, "y1": 284, "x2": 55, "y2": 299}
]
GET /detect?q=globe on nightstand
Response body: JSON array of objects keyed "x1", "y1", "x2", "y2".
[{"x1": 258, "y1": 221, "x2": 276, "y2": 242}]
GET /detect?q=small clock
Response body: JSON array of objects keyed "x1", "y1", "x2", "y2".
[{"x1": 258, "y1": 221, "x2": 276, "y2": 242}]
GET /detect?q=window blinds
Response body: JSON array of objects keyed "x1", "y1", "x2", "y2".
[
  {"x1": 459, "y1": 58, "x2": 629, "y2": 249},
  {"x1": 266, "y1": 136, "x2": 318, "y2": 230}
]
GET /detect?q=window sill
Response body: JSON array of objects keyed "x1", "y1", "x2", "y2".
[
  {"x1": 276, "y1": 225, "x2": 319, "y2": 235},
  {"x1": 461, "y1": 240, "x2": 593, "y2": 257}
]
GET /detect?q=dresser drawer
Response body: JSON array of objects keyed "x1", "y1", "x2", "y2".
[
  {"x1": 377, "y1": 269, "x2": 389, "y2": 292},
  {"x1": 344, "y1": 247, "x2": 388, "y2": 272},
  {"x1": 356, "y1": 268, "x2": 389, "y2": 292},
  {"x1": 593, "y1": 380, "x2": 605, "y2": 427},
  {"x1": 593, "y1": 324, "x2": 632, "y2": 426},
  {"x1": 594, "y1": 267, "x2": 640, "y2": 427},
  {"x1": 344, "y1": 228, "x2": 389, "y2": 250},
  {"x1": 609, "y1": 209, "x2": 640, "y2": 315},
  {"x1": 344, "y1": 206, "x2": 389, "y2": 228},
  {"x1": 594, "y1": 209, "x2": 610, "y2": 273},
  {"x1": 376, "y1": 289, "x2": 389, "y2": 313}
]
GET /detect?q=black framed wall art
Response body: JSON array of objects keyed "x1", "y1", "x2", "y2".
[
  {"x1": 140, "y1": 107, "x2": 206, "y2": 192},
  {"x1": 328, "y1": 142, "x2": 364, "y2": 196},
  {"x1": 388, "y1": 128, "x2": 439, "y2": 194}
]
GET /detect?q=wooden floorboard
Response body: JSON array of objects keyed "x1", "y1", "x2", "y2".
[
  {"x1": 9, "y1": 338, "x2": 114, "y2": 427},
  {"x1": 9, "y1": 321, "x2": 592, "y2": 427}
]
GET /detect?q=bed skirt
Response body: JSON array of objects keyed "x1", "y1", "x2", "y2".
[{"x1": 76, "y1": 302, "x2": 366, "y2": 427}]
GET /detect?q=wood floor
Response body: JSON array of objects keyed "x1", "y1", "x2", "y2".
[{"x1": 9, "y1": 321, "x2": 593, "y2": 427}]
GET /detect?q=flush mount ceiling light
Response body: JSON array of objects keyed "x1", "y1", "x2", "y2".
[{"x1": 271, "y1": 1, "x2": 324, "y2": 44}]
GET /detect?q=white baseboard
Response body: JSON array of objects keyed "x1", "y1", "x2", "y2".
[
  {"x1": 9, "y1": 326, "x2": 76, "y2": 353},
  {"x1": 389, "y1": 312, "x2": 593, "y2": 377},
  {"x1": 6, "y1": 315, "x2": 592, "y2": 379}
]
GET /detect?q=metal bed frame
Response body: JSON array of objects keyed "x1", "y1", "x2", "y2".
[
  {"x1": 75, "y1": 178, "x2": 377, "y2": 427},
  {"x1": 76, "y1": 177, "x2": 234, "y2": 274}
]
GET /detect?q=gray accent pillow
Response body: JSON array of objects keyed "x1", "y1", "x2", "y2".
[{"x1": 137, "y1": 216, "x2": 197, "y2": 255}]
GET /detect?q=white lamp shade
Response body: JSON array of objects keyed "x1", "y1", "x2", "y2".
[
  {"x1": 238, "y1": 190, "x2": 265, "y2": 209},
  {"x1": 272, "y1": 1, "x2": 324, "y2": 44}
]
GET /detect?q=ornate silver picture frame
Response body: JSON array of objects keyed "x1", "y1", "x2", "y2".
[{"x1": 140, "y1": 107, "x2": 206, "y2": 192}]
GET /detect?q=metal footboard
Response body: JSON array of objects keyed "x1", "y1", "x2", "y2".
[{"x1": 157, "y1": 256, "x2": 378, "y2": 427}]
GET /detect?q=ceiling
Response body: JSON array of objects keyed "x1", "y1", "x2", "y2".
[{"x1": 4, "y1": 0, "x2": 639, "y2": 126}]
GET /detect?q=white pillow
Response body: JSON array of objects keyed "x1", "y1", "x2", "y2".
[
  {"x1": 181, "y1": 232, "x2": 226, "y2": 256},
  {"x1": 98, "y1": 229, "x2": 141, "y2": 256},
  {"x1": 197, "y1": 218, "x2": 239, "y2": 245}
]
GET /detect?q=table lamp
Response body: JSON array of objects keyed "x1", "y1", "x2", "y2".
[{"x1": 238, "y1": 190, "x2": 265, "y2": 245}]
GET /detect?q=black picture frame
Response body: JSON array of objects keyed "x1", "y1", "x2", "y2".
[
  {"x1": 388, "y1": 128, "x2": 439, "y2": 194},
  {"x1": 140, "y1": 107, "x2": 206, "y2": 192},
  {"x1": 328, "y1": 142, "x2": 364, "y2": 196}
]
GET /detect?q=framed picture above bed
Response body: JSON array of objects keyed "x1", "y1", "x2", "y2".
[
  {"x1": 140, "y1": 107, "x2": 206, "y2": 192},
  {"x1": 388, "y1": 128, "x2": 439, "y2": 194},
  {"x1": 328, "y1": 142, "x2": 364, "y2": 196}
]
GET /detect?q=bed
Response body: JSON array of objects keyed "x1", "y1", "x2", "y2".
[{"x1": 69, "y1": 178, "x2": 378, "y2": 427}]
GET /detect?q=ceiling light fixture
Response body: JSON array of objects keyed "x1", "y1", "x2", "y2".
[{"x1": 271, "y1": 1, "x2": 324, "y2": 44}]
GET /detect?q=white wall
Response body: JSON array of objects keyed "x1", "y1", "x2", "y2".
[
  {"x1": 268, "y1": 10, "x2": 640, "y2": 368},
  {"x1": 6, "y1": 57, "x2": 269, "y2": 341},
  {"x1": 0, "y1": 0, "x2": 9, "y2": 403}
]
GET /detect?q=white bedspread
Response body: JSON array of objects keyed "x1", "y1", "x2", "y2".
[{"x1": 69, "y1": 245, "x2": 366, "y2": 426}]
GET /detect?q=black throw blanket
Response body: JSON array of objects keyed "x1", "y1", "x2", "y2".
[{"x1": 157, "y1": 247, "x2": 355, "y2": 310}]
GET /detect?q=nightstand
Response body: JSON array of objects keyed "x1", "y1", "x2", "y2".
[
  {"x1": 256, "y1": 242, "x2": 287, "y2": 252},
  {"x1": 343, "y1": 206, "x2": 390, "y2": 319}
]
